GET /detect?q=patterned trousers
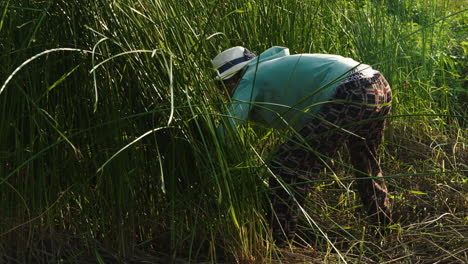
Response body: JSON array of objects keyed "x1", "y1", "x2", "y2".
[{"x1": 269, "y1": 72, "x2": 392, "y2": 243}]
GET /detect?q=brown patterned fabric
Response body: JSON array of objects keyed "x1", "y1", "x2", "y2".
[{"x1": 269, "y1": 72, "x2": 392, "y2": 244}]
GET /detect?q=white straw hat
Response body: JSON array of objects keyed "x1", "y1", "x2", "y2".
[{"x1": 212, "y1": 46, "x2": 256, "y2": 80}]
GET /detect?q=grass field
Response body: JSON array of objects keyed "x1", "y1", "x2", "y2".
[{"x1": 1, "y1": 0, "x2": 467, "y2": 263}]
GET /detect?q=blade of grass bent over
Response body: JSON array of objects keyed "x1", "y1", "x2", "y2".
[
  {"x1": 97, "y1": 126, "x2": 170, "y2": 174},
  {"x1": 0, "y1": 48, "x2": 92, "y2": 96},
  {"x1": 92, "y1": 37, "x2": 110, "y2": 112}
]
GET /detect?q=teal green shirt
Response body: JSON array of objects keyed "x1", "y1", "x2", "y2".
[{"x1": 223, "y1": 46, "x2": 366, "y2": 133}]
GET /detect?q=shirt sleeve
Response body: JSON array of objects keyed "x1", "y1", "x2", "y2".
[{"x1": 218, "y1": 77, "x2": 257, "y2": 137}]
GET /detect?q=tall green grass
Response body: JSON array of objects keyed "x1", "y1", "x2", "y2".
[{"x1": 1, "y1": 0, "x2": 466, "y2": 263}]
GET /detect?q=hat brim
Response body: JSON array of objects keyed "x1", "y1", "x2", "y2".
[{"x1": 216, "y1": 61, "x2": 250, "y2": 80}]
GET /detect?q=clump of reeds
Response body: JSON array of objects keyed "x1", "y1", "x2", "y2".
[{"x1": 0, "y1": 0, "x2": 466, "y2": 263}]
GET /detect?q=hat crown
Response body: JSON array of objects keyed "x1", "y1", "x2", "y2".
[
  {"x1": 212, "y1": 46, "x2": 255, "y2": 80},
  {"x1": 212, "y1": 46, "x2": 246, "y2": 69}
]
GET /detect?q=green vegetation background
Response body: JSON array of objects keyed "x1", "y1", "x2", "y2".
[{"x1": 1, "y1": 0, "x2": 466, "y2": 263}]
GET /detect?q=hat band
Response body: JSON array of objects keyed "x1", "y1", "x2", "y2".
[{"x1": 217, "y1": 56, "x2": 249, "y2": 75}]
